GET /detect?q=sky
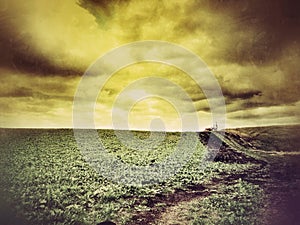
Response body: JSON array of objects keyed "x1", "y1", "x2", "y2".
[{"x1": 0, "y1": 0, "x2": 299, "y2": 130}]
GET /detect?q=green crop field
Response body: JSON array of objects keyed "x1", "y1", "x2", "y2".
[{"x1": 0, "y1": 125, "x2": 299, "y2": 225}]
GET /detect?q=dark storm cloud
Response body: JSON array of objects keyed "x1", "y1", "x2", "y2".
[
  {"x1": 223, "y1": 89, "x2": 262, "y2": 101},
  {"x1": 0, "y1": 33, "x2": 82, "y2": 76},
  {"x1": 0, "y1": 9, "x2": 82, "y2": 76},
  {"x1": 196, "y1": 105, "x2": 210, "y2": 113},
  {"x1": 77, "y1": 0, "x2": 130, "y2": 26},
  {"x1": 226, "y1": 100, "x2": 274, "y2": 114},
  {"x1": 0, "y1": 85, "x2": 74, "y2": 101},
  {"x1": 1, "y1": 0, "x2": 299, "y2": 128},
  {"x1": 180, "y1": 0, "x2": 300, "y2": 65},
  {"x1": 2, "y1": 0, "x2": 299, "y2": 75},
  {"x1": 0, "y1": 86, "x2": 34, "y2": 98},
  {"x1": 229, "y1": 106, "x2": 299, "y2": 120},
  {"x1": 241, "y1": 101, "x2": 272, "y2": 110}
]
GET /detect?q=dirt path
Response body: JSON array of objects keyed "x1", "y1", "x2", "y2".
[
  {"x1": 128, "y1": 184, "x2": 211, "y2": 225},
  {"x1": 157, "y1": 196, "x2": 203, "y2": 225},
  {"x1": 130, "y1": 155, "x2": 300, "y2": 225},
  {"x1": 129, "y1": 166, "x2": 266, "y2": 225}
]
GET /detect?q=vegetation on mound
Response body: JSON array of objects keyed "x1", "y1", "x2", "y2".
[{"x1": 226, "y1": 124, "x2": 300, "y2": 152}]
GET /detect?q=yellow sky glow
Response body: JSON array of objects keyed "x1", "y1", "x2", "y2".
[{"x1": 0, "y1": 0, "x2": 299, "y2": 130}]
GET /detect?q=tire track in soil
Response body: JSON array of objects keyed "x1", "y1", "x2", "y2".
[
  {"x1": 128, "y1": 184, "x2": 211, "y2": 225},
  {"x1": 128, "y1": 165, "x2": 267, "y2": 225}
]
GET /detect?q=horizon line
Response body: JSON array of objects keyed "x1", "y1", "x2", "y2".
[{"x1": 0, "y1": 123, "x2": 299, "y2": 131}]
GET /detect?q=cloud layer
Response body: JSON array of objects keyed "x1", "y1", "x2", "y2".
[{"x1": 0, "y1": 0, "x2": 299, "y2": 129}]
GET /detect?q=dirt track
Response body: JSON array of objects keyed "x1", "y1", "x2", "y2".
[{"x1": 129, "y1": 129, "x2": 300, "y2": 225}]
